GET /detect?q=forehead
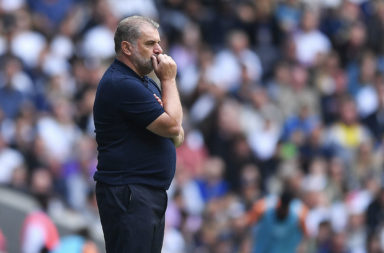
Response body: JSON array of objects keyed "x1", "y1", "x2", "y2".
[{"x1": 138, "y1": 24, "x2": 160, "y2": 42}]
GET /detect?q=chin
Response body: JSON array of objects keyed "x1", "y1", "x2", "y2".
[{"x1": 141, "y1": 65, "x2": 154, "y2": 75}]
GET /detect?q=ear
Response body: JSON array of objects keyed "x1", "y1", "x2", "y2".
[{"x1": 121, "y1": 41, "x2": 132, "y2": 56}]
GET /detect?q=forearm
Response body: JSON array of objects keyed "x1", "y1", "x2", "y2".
[
  {"x1": 150, "y1": 53, "x2": 183, "y2": 140},
  {"x1": 161, "y1": 79, "x2": 183, "y2": 126}
]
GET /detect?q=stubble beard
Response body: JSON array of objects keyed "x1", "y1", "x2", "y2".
[{"x1": 131, "y1": 48, "x2": 153, "y2": 76}]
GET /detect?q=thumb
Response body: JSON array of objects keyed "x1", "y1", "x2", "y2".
[{"x1": 151, "y1": 55, "x2": 158, "y2": 70}]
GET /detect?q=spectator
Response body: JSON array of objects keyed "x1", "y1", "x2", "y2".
[
  {"x1": 162, "y1": 219, "x2": 186, "y2": 253},
  {"x1": 63, "y1": 135, "x2": 96, "y2": 211},
  {"x1": 354, "y1": 52, "x2": 379, "y2": 116},
  {"x1": 341, "y1": 20, "x2": 367, "y2": 68},
  {"x1": 310, "y1": 220, "x2": 333, "y2": 253},
  {"x1": 314, "y1": 51, "x2": 348, "y2": 125},
  {"x1": 350, "y1": 141, "x2": 382, "y2": 189},
  {"x1": 275, "y1": 64, "x2": 319, "y2": 118},
  {"x1": 175, "y1": 129, "x2": 208, "y2": 178},
  {"x1": 248, "y1": 116, "x2": 281, "y2": 185},
  {"x1": 267, "y1": 60, "x2": 291, "y2": 103},
  {"x1": 222, "y1": 134, "x2": 257, "y2": 192},
  {"x1": 298, "y1": 125, "x2": 330, "y2": 173},
  {"x1": 21, "y1": 204, "x2": 60, "y2": 253},
  {"x1": 282, "y1": 103, "x2": 320, "y2": 142},
  {"x1": 293, "y1": 9, "x2": 331, "y2": 67},
  {"x1": 51, "y1": 228, "x2": 99, "y2": 253},
  {"x1": 237, "y1": 187, "x2": 308, "y2": 253},
  {"x1": 239, "y1": 164, "x2": 261, "y2": 208},
  {"x1": 366, "y1": 232, "x2": 383, "y2": 253},
  {"x1": 21, "y1": 168, "x2": 60, "y2": 253},
  {"x1": 36, "y1": 97, "x2": 81, "y2": 163},
  {"x1": 187, "y1": 46, "x2": 226, "y2": 124},
  {"x1": 275, "y1": 0, "x2": 302, "y2": 34},
  {"x1": 169, "y1": 22, "x2": 201, "y2": 75},
  {"x1": 0, "y1": 228, "x2": 6, "y2": 253},
  {"x1": 325, "y1": 97, "x2": 372, "y2": 165},
  {"x1": 210, "y1": 29, "x2": 262, "y2": 92},
  {"x1": 81, "y1": 0, "x2": 117, "y2": 60},
  {"x1": 366, "y1": 0, "x2": 384, "y2": 55},
  {"x1": 366, "y1": 188, "x2": 384, "y2": 236},
  {"x1": 330, "y1": 232, "x2": 349, "y2": 253},
  {"x1": 324, "y1": 156, "x2": 347, "y2": 203},
  {"x1": 169, "y1": 163, "x2": 205, "y2": 218},
  {"x1": 0, "y1": 55, "x2": 33, "y2": 95},
  {"x1": 362, "y1": 73, "x2": 384, "y2": 140},
  {"x1": 27, "y1": 0, "x2": 77, "y2": 32},
  {"x1": 196, "y1": 156, "x2": 229, "y2": 203},
  {"x1": 0, "y1": 133, "x2": 24, "y2": 184},
  {"x1": 252, "y1": 0, "x2": 282, "y2": 79},
  {"x1": 0, "y1": 58, "x2": 26, "y2": 119},
  {"x1": 241, "y1": 86, "x2": 283, "y2": 136},
  {"x1": 10, "y1": 8, "x2": 47, "y2": 69}
]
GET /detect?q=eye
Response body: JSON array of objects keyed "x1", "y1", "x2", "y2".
[{"x1": 146, "y1": 41, "x2": 156, "y2": 46}]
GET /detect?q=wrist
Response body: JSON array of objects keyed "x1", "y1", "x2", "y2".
[{"x1": 160, "y1": 78, "x2": 176, "y2": 86}]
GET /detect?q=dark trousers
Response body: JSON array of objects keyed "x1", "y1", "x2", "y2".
[{"x1": 96, "y1": 182, "x2": 168, "y2": 253}]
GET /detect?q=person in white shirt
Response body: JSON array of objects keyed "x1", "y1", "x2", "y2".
[{"x1": 294, "y1": 9, "x2": 331, "y2": 67}]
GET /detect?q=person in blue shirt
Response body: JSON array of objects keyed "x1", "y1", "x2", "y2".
[
  {"x1": 93, "y1": 16, "x2": 184, "y2": 253},
  {"x1": 237, "y1": 188, "x2": 308, "y2": 253}
]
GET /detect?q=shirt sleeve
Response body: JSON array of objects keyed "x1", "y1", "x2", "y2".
[{"x1": 117, "y1": 77, "x2": 165, "y2": 128}]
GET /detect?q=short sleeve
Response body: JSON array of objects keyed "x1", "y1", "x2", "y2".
[{"x1": 117, "y1": 77, "x2": 164, "y2": 127}]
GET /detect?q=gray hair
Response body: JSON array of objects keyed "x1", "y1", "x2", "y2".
[{"x1": 114, "y1": 16, "x2": 159, "y2": 54}]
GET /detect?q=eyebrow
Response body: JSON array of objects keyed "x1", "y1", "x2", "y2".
[{"x1": 145, "y1": 40, "x2": 160, "y2": 44}]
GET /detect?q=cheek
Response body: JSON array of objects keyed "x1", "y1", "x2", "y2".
[
  {"x1": 143, "y1": 45, "x2": 155, "y2": 54},
  {"x1": 146, "y1": 48, "x2": 155, "y2": 56},
  {"x1": 138, "y1": 48, "x2": 151, "y2": 58}
]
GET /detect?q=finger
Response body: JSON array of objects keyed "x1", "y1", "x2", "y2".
[
  {"x1": 153, "y1": 94, "x2": 163, "y2": 106},
  {"x1": 160, "y1": 54, "x2": 175, "y2": 65},
  {"x1": 157, "y1": 54, "x2": 168, "y2": 63},
  {"x1": 151, "y1": 55, "x2": 158, "y2": 69}
]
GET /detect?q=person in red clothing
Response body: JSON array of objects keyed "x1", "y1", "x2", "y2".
[
  {"x1": 21, "y1": 209, "x2": 60, "y2": 253},
  {"x1": 20, "y1": 168, "x2": 60, "y2": 253},
  {"x1": 0, "y1": 228, "x2": 6, "y2": 253}
]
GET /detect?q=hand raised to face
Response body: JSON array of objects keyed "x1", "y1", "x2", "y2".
[{"x1": 151, "y1": 54, "x2": 177, "y2": 82}]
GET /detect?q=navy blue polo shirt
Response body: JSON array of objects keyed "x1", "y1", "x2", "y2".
[{"x1": 93, "y1": 59, "x2": 176, "y2": 190}]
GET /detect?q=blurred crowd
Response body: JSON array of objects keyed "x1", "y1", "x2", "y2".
[{"x1": 0, "y1": 0, "x2": 384, "y2": 252}]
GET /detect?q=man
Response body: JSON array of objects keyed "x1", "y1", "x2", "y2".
[
  {"x1": 236, "y1": 188, "x2": 308, "y2": 253},
  {"x1": 93, "y1": 16, "x2": 184, "y2": 252}
]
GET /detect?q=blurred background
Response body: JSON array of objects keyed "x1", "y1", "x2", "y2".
[{"x1": 0, "y1": 0, "x2": 384, "y2": 252}]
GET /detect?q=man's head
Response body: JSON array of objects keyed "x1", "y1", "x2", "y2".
[
  {"x1": 276, "y1": 187, "x2": 294, "y2": 221},
  {"x1": 114, "y1": 16, "x2": 163, "y2": 76}
]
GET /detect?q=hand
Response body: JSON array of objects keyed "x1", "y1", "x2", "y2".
[
  {"x1": 172, "y1": 127, "x2": 184, "y2": 147},
  {"x1": 153, "y1": 94, "x2": 163, "y2": 107},
  {"x1": 151, "y1": 54, "x2": 177, "y2": 82}
]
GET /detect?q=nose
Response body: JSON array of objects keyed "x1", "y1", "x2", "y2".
[{"x1": 154, "y1": 43, "x2": 163, "y2": 55}]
